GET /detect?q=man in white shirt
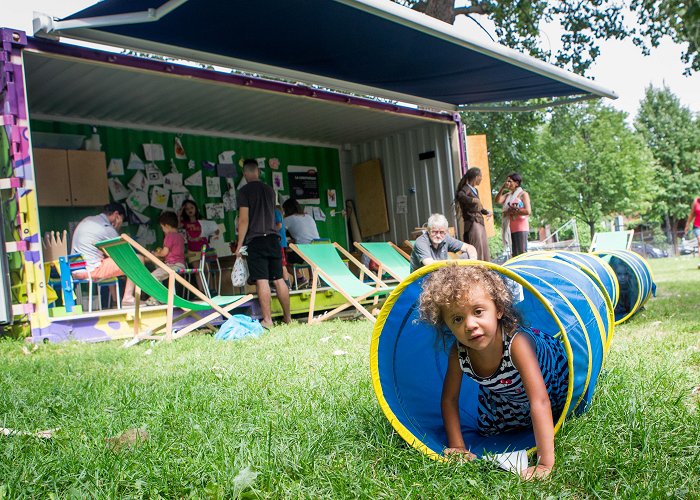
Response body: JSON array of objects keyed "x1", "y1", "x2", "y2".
[{"x1": 71, "y1": 203, "x2": 138, "y2": 306}]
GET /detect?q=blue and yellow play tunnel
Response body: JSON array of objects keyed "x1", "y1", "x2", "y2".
[{"x1": 370, "y1": 251, "x2": 654, "y2": 460}]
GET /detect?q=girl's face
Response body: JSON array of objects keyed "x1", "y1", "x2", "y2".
[
  {"x1": 505, "y1": 178, "x2": 515, "y2": 190},
  {"x1": 442, "y1": 285, "x2": 502, "y2": 351},
  {"x1": 183, "y1": 203, "x2": 197, "y2": 218}
]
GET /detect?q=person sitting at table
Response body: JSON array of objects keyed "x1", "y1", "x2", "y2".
[
  {"x1": 70, "y1": 202, "x2": 140, "y2": 306},
  {"x1": 409, "y1": 213, "x2": 477, "y2": 273},
  {"x1": 282, "y1": 198, "x2": 320, "y2": 244}
]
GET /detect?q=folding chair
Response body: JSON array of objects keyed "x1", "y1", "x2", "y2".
[
  {"x1": 96, "y1": 234, "x2": 253, "y2": 342},
  {"x1": 289, "y1": 242, "x2": 394, "y2": 324},
  {"x1": 590, "y1": 230, "x2": 634, "y2": 252},
  {"x1": 353, "y1": 241, "x2": 411, "y2": 282}
]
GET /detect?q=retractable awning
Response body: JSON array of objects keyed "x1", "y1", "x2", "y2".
[{"x1": 33, "y1": 0, "x2": 617, "y2": 111}]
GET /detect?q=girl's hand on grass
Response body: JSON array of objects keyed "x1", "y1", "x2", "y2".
[
  {"x1": 444, "y1": 448, "x2": 476, "y2": 461},
  {"x1": 521, "y1": 464, "x2": 551, "y2": 481}
]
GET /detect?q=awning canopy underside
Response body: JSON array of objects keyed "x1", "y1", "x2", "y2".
[{"x1": 49, "y1": 0, "x2": 616, "y2": 110}]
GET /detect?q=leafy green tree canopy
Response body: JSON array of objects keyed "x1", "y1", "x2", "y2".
[
  {"x1": 529, "y1": 102, "x2": 656, "y2": 238},
  {"x1": 634, "y1": 86, "x2": 700, "y2": 240},
  {"x1": 394, "y1": 0, "x2": 700, "y2": 75}
]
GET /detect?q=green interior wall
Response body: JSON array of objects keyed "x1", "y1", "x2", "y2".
[{"x1": 31, "y1": 121, "x2": 346, "y2": 249}]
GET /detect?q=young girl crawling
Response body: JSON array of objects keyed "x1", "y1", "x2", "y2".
[{"x1": 419, "y1": 264, "x2": 568, "y2": 480}]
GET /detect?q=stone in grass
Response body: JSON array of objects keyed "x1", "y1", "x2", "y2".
[{"x1": 106, "y1": 427, "x2": 149, "y2": 451}]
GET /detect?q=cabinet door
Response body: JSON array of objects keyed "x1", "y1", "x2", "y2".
[
  {"x1": 67, "y1": 150, "x2": 109, "y2": 207},
  {"x1": 33, "y1": 148, "x2": 71, "y2": 206}
]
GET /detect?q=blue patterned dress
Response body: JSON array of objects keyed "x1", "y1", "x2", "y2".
[{"x1": 456, "y1": 326, "x2": 569, "y2": 436}]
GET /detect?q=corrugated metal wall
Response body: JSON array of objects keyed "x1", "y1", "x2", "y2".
[{"x1": 342, "y1": 122, "x2": 462, "y2": 244}]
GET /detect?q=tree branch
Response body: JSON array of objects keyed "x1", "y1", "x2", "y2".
[{"x1": 454, "y1": 5, "x2": 489, "y2": 16}]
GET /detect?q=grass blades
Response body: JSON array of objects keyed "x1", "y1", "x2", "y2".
[{"x1": 1, "y1": 257, "x2": 699, "y2": 497}]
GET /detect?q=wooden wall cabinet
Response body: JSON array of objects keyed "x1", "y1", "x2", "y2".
[{"x1": 34, "y1": 148, "x2": 109, "y2": 207}]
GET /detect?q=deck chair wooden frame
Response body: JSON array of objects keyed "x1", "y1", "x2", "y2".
[
  {"x1": 289, "y1": 242, "x2": 394, "y2": 324},
  {"x1": 590, "y1": 230, "x2": 634, "y2": 252},
  {"x1": 97, "y1": 234, "x2": 253, "y2": 342},
  {"x1": 353, "y1": 241, "x2": 411, "y2": 282}
]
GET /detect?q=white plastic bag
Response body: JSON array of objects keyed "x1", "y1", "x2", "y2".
[{"x1": 231, "y1": 248, "x2": 249, "y2": 287}]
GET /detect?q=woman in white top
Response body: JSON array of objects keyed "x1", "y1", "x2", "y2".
[{"x1": 282, "y1": 199, "x2": 320, "y2": 244}]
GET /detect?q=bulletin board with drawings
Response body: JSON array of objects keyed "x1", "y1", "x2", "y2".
[{"x1": 31, "y1": 120, "x2": 347, "y2": 248}]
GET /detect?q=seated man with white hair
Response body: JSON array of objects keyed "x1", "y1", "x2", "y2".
[{"x1": 409, "y1": 213, "x2": 477, "y2": 272}]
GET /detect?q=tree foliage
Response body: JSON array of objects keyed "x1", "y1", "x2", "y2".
[
  {"x1": 394, "y1": 0, "x2": 699, "y2": 75},
  {"x1": 528, "y1": 102, "x2": 656, "y2": 238},
  {"x1": 634, "y1": 86, "x2": 700, "y2": 241}
]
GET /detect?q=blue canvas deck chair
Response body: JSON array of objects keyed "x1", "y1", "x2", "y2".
[
  {"x1": 590, "y1": 230, "x2": 634, "y2": 252},
  {"x1": 353, "y1": 241, "x2": 411, "y2": 282},
  {"x1": 96, "y1": 234, "x2": 253, "y2": 342},
  {"x1": 289, "y1": 242, "x2": 394, "y2": 323}
]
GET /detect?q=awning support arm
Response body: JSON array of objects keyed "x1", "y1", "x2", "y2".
[
  {"x1": 458, "y1": 94, "x2": 600, "y2": 113},
  {"x1": 34, "y1": 0, "x2": 188, "y2": 34}
]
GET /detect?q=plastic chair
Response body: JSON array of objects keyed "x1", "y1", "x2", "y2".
[{"x1": 59, "y1": 253, "x2": 121, "y2": 313}]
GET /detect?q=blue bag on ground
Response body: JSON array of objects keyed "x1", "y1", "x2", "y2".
[{"x1": 215, "y1": 314, "x2": 264, "y2": 340}]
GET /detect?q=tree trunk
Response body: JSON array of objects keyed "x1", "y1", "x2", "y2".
[
  {"x1": 669, "y1": 215, "x2": 678, "y2": 255},
  {"x1": 423, "y1": 0, "x2": 457, "y2": 23},
  {"x1": 588, "y1": 221, "x2": 596, "y2": 243}
]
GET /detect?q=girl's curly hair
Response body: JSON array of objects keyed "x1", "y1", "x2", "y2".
[{"x1": 418, "y1": 264, "x2": 521, "y2": 345}]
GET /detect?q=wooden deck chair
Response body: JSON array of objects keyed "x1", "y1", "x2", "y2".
[
  {"x1": 353, "y1": 241, "x2": 411, "y2": 282},
  {"x1": 403, "y1": 239, "x2": 416, "y2": 250},
  {"x1": 590, "y1": 230, "x2": 634, "y2": 252},
  {"x1": 96, "y1": 234, "x2": 253, "y2": 342},
  {"x1": 289, "y1": 242, "x2": 394, "y2": 324}
]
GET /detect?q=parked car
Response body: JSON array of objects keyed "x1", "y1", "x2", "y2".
[{"x1": 631, "y1": 242, "x2": 668, "y2": 259}]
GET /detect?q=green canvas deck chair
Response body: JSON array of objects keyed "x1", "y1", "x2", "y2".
[
  {"x1": 96, "y1": 234, "x2": 253, "y2": 342},
  {"x1": 353, "y1": 241, "x2": 411, "y2": 282},
  {"x1": 289, "y1": 242, "x2": 394, "y2": 324},
  {"x1": 590, "y1": 230, "x2": 634, "y2": 252}
]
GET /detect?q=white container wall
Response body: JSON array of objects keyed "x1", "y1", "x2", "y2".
[{"x1": 341, "y1": 122, "x2": 462, "y2": 244}]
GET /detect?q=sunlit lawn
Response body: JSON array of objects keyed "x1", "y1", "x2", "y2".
[{"x1": 1, "y1": 256, "x2": 699, "y2": 498}]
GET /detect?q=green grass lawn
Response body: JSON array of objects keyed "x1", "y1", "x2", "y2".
[{"x1": 1, "y1": 257, "x2": 699, "y2": 498}]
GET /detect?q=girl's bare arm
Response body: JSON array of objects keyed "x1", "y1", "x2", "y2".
[
  {"x1": 441, "y1": 345, "x2": 470, "y2": 454},
  {"x1": 511, "y1": 334, "x2": 554, "y2": 480}
]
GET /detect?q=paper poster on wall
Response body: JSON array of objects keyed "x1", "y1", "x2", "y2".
[
  {"x1": 287, "y1": 166, "x2": 319, "y2": 204},
  {"x1": 205, "y1": 203, "x2": 225, "y2": 220},
  {"x1": 174, "y1": 136, "x2": 187, "y2": 159},
  {"x1": 143, "y1": 143, "x2": 165, "y2": 162},
  {"x1": 136, "y1": 224, "x2": 156, "y2": 246},
  {"x1": 312, "y1": 207, "x2": 326, "y2": 221},
  {"x1": 222, "y1": 189, "x2": 237, "y2": 211},
  {"x1": 126, "y1": 190, "x2": 149, "y2": 212},
  {"x1": 256, "y1": 157, "x2": 266, "y2": 169},
  {"x1": 127, "y1": 170, "x2": 147, "y2": 192},
  {"x1": 107, "y1": 158, "x2": 124, "y2": 177},
  {"x1": 164, "y1": 172, "x2": 186, "y2": 193},
  {"x1": 269, "y1": 158, "x2": 280, "y2": 170},
  {"x1": 199, "y1": 220, "x2": 219, "y2": 238},
  {"x1": 171, "y1": 192, "x2": 192, "y2": 213},
  {"x1": 127, "y1": 152, "x2": 145, "y2": 170},
  {"x1": 327, "y1": 189, "x2": 337, "y2": 208},
  {"x1": 202, "y1": 160, "x2": 215, "y2": 170},
  {"x1": 396, "y1": 195, "x2": 408, "y2": 214},
  {"x1": 218, "y1": 150, "x2": 236, "y2": 164},
  {"x1": 145, "y1": 163, "x2": 164, "y2": 185},
  {"x1": 206, "y1": 177, "x2": 222, "y2": 198},
  {"x1": 184, "y1": 171, "x2": 203, "y2": 186},
  {"x1": 272, "y1": 171, "x2": 284, "y2": 191},
  {"x1": 130, "y1": 210, "x2": 150, "y2": 224},
  {"x1": 108, "y1": 178, "x2": 129, "y2": 201},
  {"x1": 209, "y1": 224, "x2": 232, "y2": 257},
  {"x1": 304, "y1": 206, "x2": 313, "y2": 216},
  {"x1": 150, "y1": 185, "x2": 170, "y2": 210}
]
